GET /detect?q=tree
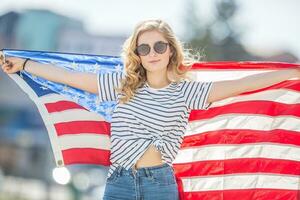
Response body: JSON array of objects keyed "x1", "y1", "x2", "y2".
[{"x1": 184, "y1": 0, "x2": 253, "y2": 61}]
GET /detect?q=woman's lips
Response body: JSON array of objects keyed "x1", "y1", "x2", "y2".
[{"x1": 148, "y1": 59, "x2": 160, "y2": 63}]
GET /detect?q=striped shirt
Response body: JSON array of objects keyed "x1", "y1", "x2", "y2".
[{"x1": 97, "y1": 71, "x2": 213, "y2": 178}]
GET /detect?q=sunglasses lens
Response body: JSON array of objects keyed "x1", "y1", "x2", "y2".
[
  {"x1": 136, "y1": 44, "x2": 150, "y2": 56},
  {"x1": 154, "y1": 42, "x2": 168, "y2": 54},
  {"x1": 136, "y1": 41, "x2": 168, "y2": 56}
]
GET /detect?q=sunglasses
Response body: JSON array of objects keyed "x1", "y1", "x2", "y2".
[{"x1": 135, "y1": 41, "x2": 169, "y2": 56}]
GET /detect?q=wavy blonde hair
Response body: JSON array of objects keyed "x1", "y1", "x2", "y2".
[{"x1": 117, "y1": 19, "x2": 198, "y2": 103}]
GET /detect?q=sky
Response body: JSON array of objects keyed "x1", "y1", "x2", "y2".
[{"x1": 0, "y1": 0, "x2": 300, "y2": 59}]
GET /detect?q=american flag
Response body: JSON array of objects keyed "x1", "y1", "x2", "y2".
[{"x1": 3, "y1": 49, "x2": 300, "y2": 200}]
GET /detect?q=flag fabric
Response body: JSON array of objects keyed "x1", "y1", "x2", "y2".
[{"x1": 2, "y1": 49, "x2": 300, "y2": 200}]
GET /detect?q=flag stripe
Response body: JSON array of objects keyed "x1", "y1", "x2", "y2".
[
  {"x1": 182, "y1": 129, "x2": 300, "y2": 147},
  {"x1": 239, "y1": 80, "x2": 300, "y2": 94},
  {"x1": 208, "y1": 88, "x2": 300, "y2": 108},
  {"x1": 190, "y1": 101, "x2": 300, "y2": 121},
  {"x1": 173, "y1": 158, "x2": 300, "y2": 176},
  {"x1": 181, "y1": 174, "x2": 300, "y2": 191},
  {"x1": 174, "y1": 144, "x2": 300, "y2": 163},
  {"x1": 183, "y1": 189, "x2": 299, "y2": 200},
  {"x1": 49, "y1": 109, "x2": 104, "y2": 123},
  {"x1": 192, "y1": 62, "x2": 300, "y2": 70},
  {"x1": 55, "y1": 121, "x2": 110, "y2": 135},
  {"x1": 62, "y1": 148, "x2": 110, "y2": 165},
  {"x1": 40, "y1": 93, "x2": 73, "y2": 104},
  {"x1": 185, "y1": 115, "x2": 300, "y2": 135},
  {"x1": 45, "y1": 101, "x2": 86, "y2": 112},
  {"x1": 58, "y1": 134, "x2": 110, "y2": 150}
]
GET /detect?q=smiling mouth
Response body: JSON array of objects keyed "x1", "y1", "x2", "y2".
[{"x1": 149, "y1": 60, "x2": 160, "y2": 63}]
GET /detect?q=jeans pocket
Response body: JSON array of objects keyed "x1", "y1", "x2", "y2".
[{"x1": 150, "y1": 170, "x2": 176, "y2": 186}]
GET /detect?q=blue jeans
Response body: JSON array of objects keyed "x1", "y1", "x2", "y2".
[{"x1": 103, "y1": 163, "x2": 179, "y2": 200}]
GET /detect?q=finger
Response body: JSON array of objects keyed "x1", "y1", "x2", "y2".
[
  {"x1": 2, "y1": 63, "x2": 12, "y2": 71},
  {"x1": 0, "y1": 51, "x2": 5, "y2": 65},
  {"x1": 1, "y1": 63, "x2": 7, "y2": 69},
  {"x1": 1, "y1": 64, "x2": 8, "y2": 71}
]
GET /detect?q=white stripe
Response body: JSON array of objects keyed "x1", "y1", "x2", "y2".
[
  {"x1": 211, "y1": 89, "x2": 300, "y2": 108},
  {"x1": 182, "y1": 174, "x2": 300, "y2": 192},
  {"x1": 194, "y1": 70, "x2": 276, "y2": 81},
  {"x1": 39, "y1": 93, "x2": 74, "y2": 104},
  {"x1": 186, "y1": 114, "x2": 300, "y2": 136},
  {"x1": 174, "y1": 143, "x2": 300, "y2": 163},
  {"x1": 50, "y1": 109, "x2": 104, "y2": 123},
  {"x1": 58, "y1": 134, "x2": 110, "y2": 150}
]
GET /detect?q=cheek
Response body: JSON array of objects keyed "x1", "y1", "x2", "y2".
[
  {"x1": 162, "y1": 54, "x2": 171, "y2": 65},
  {"x1": 139, "y1": 57, "x2": 147, "y2": 67}
]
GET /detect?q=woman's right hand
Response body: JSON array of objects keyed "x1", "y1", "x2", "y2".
[{"x1": 0, "y1": 55, "x2": 26, "y2": 74}]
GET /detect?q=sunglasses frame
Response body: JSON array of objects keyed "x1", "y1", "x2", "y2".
[{"x1": 135, "y1": 41, "x2": 169, "y2": 56}]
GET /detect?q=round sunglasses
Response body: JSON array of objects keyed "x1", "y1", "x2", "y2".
[{"x1": 135, "y1": 41, "x2": 169, "y2": 56}]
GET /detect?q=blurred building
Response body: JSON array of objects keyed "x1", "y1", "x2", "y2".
[
  {"x1": 0, "y1": 9, "x2": 127, "y2": 55},
  {"x1": 57, "y1": 26, "x2": 127, "y2": 56}
]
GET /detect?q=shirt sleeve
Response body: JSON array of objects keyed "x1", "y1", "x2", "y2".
[
  {"x1": 181, "y1": 81, "x2": 213, "y2": 110},
  {"x1": 97, "y1": 71, "x2": 125, "y2": 102}
]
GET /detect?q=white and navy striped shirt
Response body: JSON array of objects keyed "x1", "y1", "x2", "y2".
[{"x1": 97, "y1": 71, "x2": 213, "y2": 178}]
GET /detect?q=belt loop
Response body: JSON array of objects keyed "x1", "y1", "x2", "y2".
[{"x1": 117, "y1": 166, "x2": 122, "y2": 176}]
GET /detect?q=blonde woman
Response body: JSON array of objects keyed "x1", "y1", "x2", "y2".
[{"x1": 1, "y1": 19, "x2": 299, "y2": 200}]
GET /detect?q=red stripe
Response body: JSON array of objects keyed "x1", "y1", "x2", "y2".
[
  {"x1": 239, "y1": 80, "x2": 300, "y2": 95},
  {"x1": 45, "y1": 101, "x2": 87, "y2": 113},
  {"x1": 182, "y1": 129, "x2": 300, "y2": 147},
  {"x1": 182, "y1": 189, "x2": 299, "y2": 200},
  {"x1": 62, "y1": 148, "x2": 111, "y2": 166},
  {"x1": 191, "y1": 61, "x2": 300, "y2": 70},
  {"x1": 189, "y1": 101, "x2": 300, "y2": 121},
  {"x1": 54, "y1": 121, "x2": 110, "y2": 136},
  {"x1": 173, "y1": 158, "x2": 300, "y2": 177}
]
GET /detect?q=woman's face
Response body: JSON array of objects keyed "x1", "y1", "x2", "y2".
[{"x1": 136, "y1": 30, "x2": 172, "y2": 74}]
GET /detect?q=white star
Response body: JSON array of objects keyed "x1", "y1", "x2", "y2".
[
  {"x1": 71, "y1": 61, "x2": 78, "y2": 69},
  {"x1": 95, "y1": 97, "x2": 100, "y2": 105},
  {"x1": 50, "y1": 61, "x2": 57, "y2": 65},
  {"x1": 40, "y1": 86, "x2": 48, "y2": 91},
  {"x1": 115, "y1": 64, "x2": 123, "y2": 72},
  {"x1": 94, "y1": 63, "x2": 102, "y2": 71},
  {"x1": 62, "y1": 85, "x2": 69, "y2": 92},
  {"x1": 72, "y1": 94, "x2": 79, "y2": 102},
  {"x1": 106, "y1": 107, "x2": 114, "y2": 114}
]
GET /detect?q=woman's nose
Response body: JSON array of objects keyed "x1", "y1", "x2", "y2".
[{"x1": 149, "y1": 47, "x2": 157, "y2": 57}]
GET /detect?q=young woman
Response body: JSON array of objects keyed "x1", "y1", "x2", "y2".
[{"x1": 1, "y1": 19, "x2": 299, "y2": 200}]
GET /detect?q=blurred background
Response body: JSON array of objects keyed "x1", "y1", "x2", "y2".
[{"x1": 0, "y1": 0, "x2": 299, "y2": 199}]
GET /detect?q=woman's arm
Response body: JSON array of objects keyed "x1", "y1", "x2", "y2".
[
  {"x1": 207, "y1": 68, "x2": 300, "y2": 103},
  {"x1": 1, "y1": 56, "x2": 98, "y2": 94}
]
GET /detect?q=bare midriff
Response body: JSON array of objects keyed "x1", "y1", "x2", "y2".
[{"x1": 133, "y1": 144, "x2": 164, "y2": 169}]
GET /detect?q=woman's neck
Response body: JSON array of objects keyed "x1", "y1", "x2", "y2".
[{"x1": 146, "y1": 71, "x2": 171, "y2": 89}]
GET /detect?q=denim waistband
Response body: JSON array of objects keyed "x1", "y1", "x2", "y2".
[{"x1": 115, "y1": 163, "x2": 170, "y2": 177}]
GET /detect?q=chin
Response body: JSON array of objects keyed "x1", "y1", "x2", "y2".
[{"x1": 146, "y1": 68, "x2": 166, "y2": 73}]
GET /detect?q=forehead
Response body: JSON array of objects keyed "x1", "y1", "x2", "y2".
[{"x1": 137, "y1": 30, "x2": 167, "y2": 45}]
